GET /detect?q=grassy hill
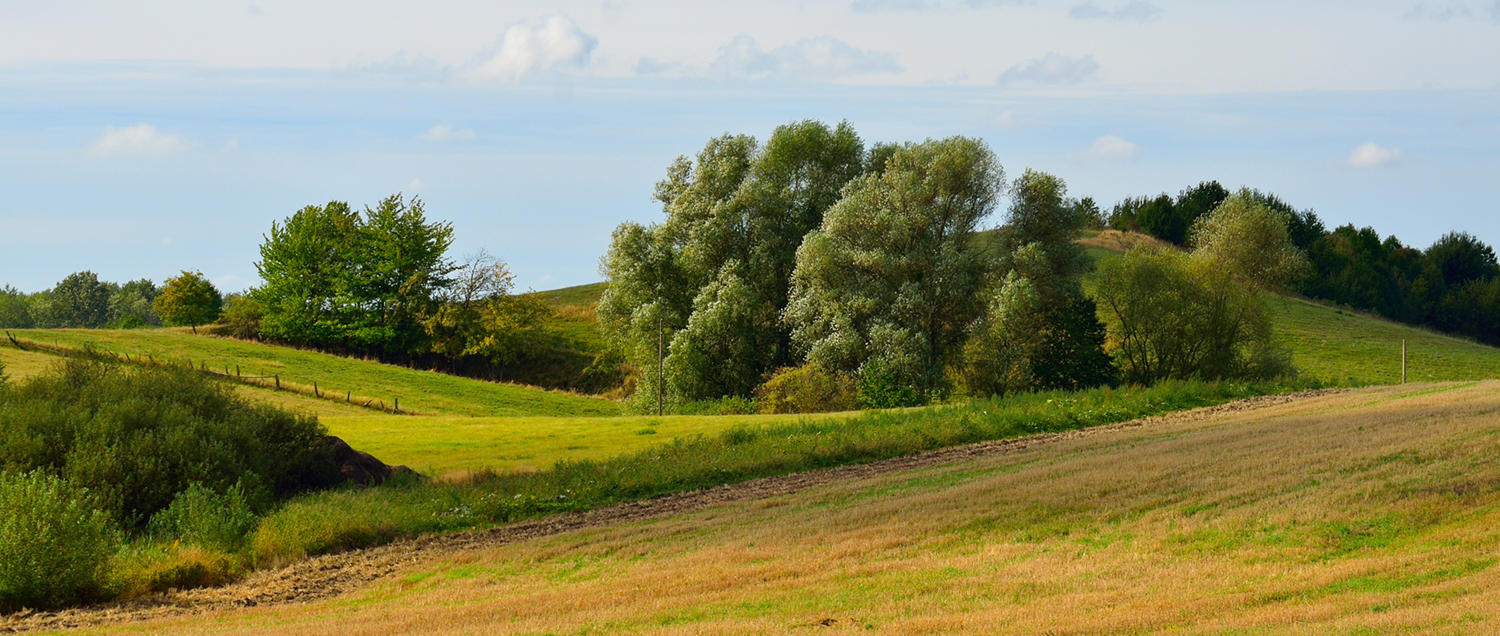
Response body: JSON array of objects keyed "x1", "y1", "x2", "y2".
[
  {"x1": 83, "y1": 382, "x2": 1500, "y2": 634},
  {"x1": 4, "y1": 329, "x2": 621, "y2": 418}
]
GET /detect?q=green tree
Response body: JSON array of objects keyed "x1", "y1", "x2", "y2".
[
  {"x1": 47, "y1": 271, "x2": 115, "y2": 328},
  {"x1": 785, "y1": 136, "x2": 1002, "y2": 400},
  {"x1": 1095, "y1": 193, "x2": 1302, "y2": 382},
  {"x1": 959, "y1": 171, "x2": 1113, "y2": 396},
  {"x1": 424, "y1": 250, "x2": 548, "y2": 371},
  {"x1": 252, "y1": 195, "x2": 455, "y2": 360},
  {"x1": 0, "y1": 286, "x2": 33, "y2": 329},
  {"x1": 108, "y1": 278, "x2": 160, "y2": 328},
  {"x1": 154, "y1": 271, "x2": 223, "y2": 334},
  {"x1": 600, "y1": 121, "x2": 866, "y2": 409}
]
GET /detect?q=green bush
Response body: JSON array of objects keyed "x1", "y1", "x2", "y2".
[
  {"x1": 755, "y1": 366, "x2": 857, "y2": 414},
  {"x1": 857, "y1": 360, "x2": 925, "y2": 409},
  {"x1": 0, "y1": 471, "x2": 116, "y2": 612},
  {"x1": 0, "y1": 357, "x2": 339, "y2": 528},
  {"x1": 149, "y1": 482, "x2": 259, "y2": 552}
]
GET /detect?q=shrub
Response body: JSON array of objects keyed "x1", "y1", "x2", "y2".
[
  {"x1": 755, "y1": 366, "x2": 857, "y2": 414},
  {"x1": 0, "y1": 471, "x2": 116, "y2": 612},
  {"x1": 0, "y1": 357, "x2": 339, "y2": 528},
  {"x1": 148, "y1": 482, "x2": 259, "y2": 552},
  {"x1": 857, "y1": 360, "x2": 925, "y2": 409}
]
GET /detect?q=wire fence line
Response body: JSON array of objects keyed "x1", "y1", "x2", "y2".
[{"x1": 3, "y1": 331, "x2": 408, "y2": 415}]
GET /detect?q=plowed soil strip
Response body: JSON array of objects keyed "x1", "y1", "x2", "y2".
[{"x1": 0, "y1": 389, "x2": 1341, "y2": 633}]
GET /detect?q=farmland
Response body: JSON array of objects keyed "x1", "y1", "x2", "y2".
[{"x1": 15, "y1": 381, "x2": 1500, "y2": 634}]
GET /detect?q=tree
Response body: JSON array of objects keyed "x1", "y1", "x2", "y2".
[
  {"x1": 1094, "y1": 194, "x2": 1302, "y2": 383},
  {"x1": 959, "y1": 171, "x2": 1113, "y2": 396},
  {"x1": 1426, "y1": 231, "x2": 1498, "y2": 290},
  {"x1": 600, "y1": 120, "x2": 866, "y2": 409},
  {"x1": 154, "y1": 271, "x2": 223, "y2": 334},
  {"x1": 108, "y1": 279, "x2": 160, "y2": 328},
  {"x1": 0, "y1": 286, "x2": 32, "y2": 329},
  {"x1": 424, "y1": 250, "x2": 548, "y2": 371},
  {"x1": 785, "y1": 136, "x2": 1002, "y2": 400},
  {"x1": 47, "y1": 272, "x2": 115, "y2": 328},
  {"x1": 252, "y1": 195, "x2": 455, "y2": 360}
]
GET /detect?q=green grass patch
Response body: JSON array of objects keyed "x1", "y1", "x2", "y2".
[
  {"x1": 252, "y1": 379, "x2": 1310, "y2": 565},
  {"x1": 9, "y1": 329, "x2": 622, "y2": 417},
  {"x1": 323, "y1": 412, "x2": 857, "y2": 475}
]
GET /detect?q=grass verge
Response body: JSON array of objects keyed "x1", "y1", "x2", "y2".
[{"x1": 251, "y1": 379, "x2": 1314, "y2": 565}]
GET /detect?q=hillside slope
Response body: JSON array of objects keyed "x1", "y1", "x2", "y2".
[
  {"x1": 26, "y1": 382, "x2": 1500, "y2": 634},
  {"x1": 5, "y1": 329, "x2": 621, "y2": 417}
]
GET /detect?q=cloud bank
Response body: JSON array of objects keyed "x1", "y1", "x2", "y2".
[
  {"x1": 1069, "y1": 1, "x2": 1163, "y2": 22},
  {"x1": 87, "y1": 124, "x2": 191, "y2": 157},
  {"x1": 706, "y1": 35, "x2": 902, "y2": 81},
  {"x1": 465, "y1": 15, "x2": 597, "y2": 83},
  {"x1": 996, "y1": 53, "x2": 1100, "y2": 85}
]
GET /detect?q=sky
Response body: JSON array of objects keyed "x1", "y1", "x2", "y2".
[{"x1": 1, "y1": 0, "x2": 1498, "y2": 293}]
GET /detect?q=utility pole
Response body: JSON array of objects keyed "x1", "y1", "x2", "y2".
[
  {"x1": 1402, "y1": 339, "x2": 1407, "y2": 384},
  {"x1": 657, "y1": 316, "x2": 663, "y2": 417}
]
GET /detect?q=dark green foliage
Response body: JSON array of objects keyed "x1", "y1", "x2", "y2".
[
  {"x1": 1109, "y1": 182, "x2": 1228, "y2": 245},
  {"x1": 1029, "y1": 294, "x2": 1117, "y2": 391},
  {"x1": 0, "y1": 470, "x2": 116, "y2": 612},
  {"x1": 857, "y1": 359, "x2": 926, "y2": 408},
  {"x1": 0, "y1": 286, "x2": 35, "y2": 329},
  {"x1": 0, "y1": 358, "x2": 338, "y2": 528},
  {"x1": 47, "y1": 271, "x2": 115, "y2": 328},
  {"x1": 148, "y1": 482, "x2": 258, "y2": 552},
  {"x1": 108, "y1": 279, "x2": 161, "y2": 328}
]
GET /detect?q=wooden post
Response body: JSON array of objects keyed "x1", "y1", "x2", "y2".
[
  {"x1": 657, "y1": 316, "x2": 665, "y2": 417},
  {"x1": 394, "y1": 398, "x2": 399, "y2": 414},
  {"x1": 275, "y1": 375, "x2": 280, "y2": 390},
  {"x1": 1402, "y1": 339, "x2": 1407, "y2": 384},
  {"x1": 314, "y1": 382, "x2": 320, "y2": 398},
  {"x1": 346, "y1": 391, "x2": 351, "y2": 403},
  {"x1": 236, "y1": 365, "x2": 240, "y2": 377}
]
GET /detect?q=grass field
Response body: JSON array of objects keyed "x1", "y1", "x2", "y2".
[
  {"x1": 321, "y1": 411, "x2": 862, "y2": 475},
  {"x1": 4, "y1": 329, "x2": 621, "y2": 417},
  {"x1": 86, "y1": 381, "x2": 1500, "y2": 634}
]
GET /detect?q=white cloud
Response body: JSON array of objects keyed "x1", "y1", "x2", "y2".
[
  {"x1": 1069, "y1": 1, "x2": 1163, "y2": 22},
  {"x1": 1404, "y1": 1, "x2": 1500, "y2": 21},
  {"x1": 86, "y1": 124, "x2": 191, "y2": 157},
  {"x1": 996, "y1": 53, "x2": 1100, "y2": 85},
  {"x1": 850, "y1": 0, "x2": 1029, "y2": 11},
  {"x1": 420, "y1": 124, "x2": 475, "y2": 141},
  {"x1": 465, "y1": 15, "x2": 597, "y2": 83},
  {"x1": 408, "y1": 178, "x2": 427, "y2": 191},
  {"x1": 1344, "y1": 142, "x2": 1401, "y2": 168},
  {"x1": 1078, "y1": 135, "x2": 1141, "y2": 160},
  {"x1": 708, "y1": 35, "x2": 902, "y2": 81}
]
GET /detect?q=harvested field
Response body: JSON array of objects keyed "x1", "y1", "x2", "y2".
[{"x1": 0, "y1": 384, "x2": 1392, "y2": 633}]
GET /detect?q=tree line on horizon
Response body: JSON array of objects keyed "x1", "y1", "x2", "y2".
[
  {"x1": 0, "y1": 271, "x2": 224, "y2": 333},
  {"x1": 1108, "y1": 182, "x2": 1500, "y2": 347}
]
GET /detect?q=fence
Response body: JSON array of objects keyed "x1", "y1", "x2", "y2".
[{"x1": 3, "y1": 331, "x2": 409, "y2": 415}]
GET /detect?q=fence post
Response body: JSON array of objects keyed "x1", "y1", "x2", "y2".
[
  {"x1": 314, "y1": 382, "x2": 320, "y2": 398},
  {"x1": 1402, "y1": 339, "x2": 1407, "y2": 384},
  {"x1": 236, "y1": 365, "x2": 240, "y2": 377},
  {"x1": 275, "y1": 375, "x2": 280, "y2": 390},
  {"x1": 394, "y1": 398, "x2": 399, "y2": 414}
]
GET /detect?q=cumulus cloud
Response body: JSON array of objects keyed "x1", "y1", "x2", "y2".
[
  {"x1": 1069, "y1": 1, "x2": 1163, "y2": 22},
  {"x1": 1078, "y1": 135, "x2": 1141, "y2": 160},
  {"x1": 420, "y1": 124, "x2": 475, "y2": 141},
  {"x1": 1344, "y1": 142, "x2": 1401, "y2": 168},
  {"x1": 465, "y1": 15, "x2": 597, "y2": 82},
  {"x1": 708, "y1": 35, "x2": 902, "y2": 81},
  {"x1": 87, "y1": 124, "x2": 191, "y2": 157},
  {"x1": 1404, "y1": 1, "x2": 1500, "y2": 21},
  {"x1": 996, "y1": 53, "x2": 1100, "y2": 85}
]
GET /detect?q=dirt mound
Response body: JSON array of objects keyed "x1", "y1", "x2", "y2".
[
  {"x1": 323, "y1": 436, "x2": 417, "y2": 485},
  {"x1": 0, "y1": 389, "x2": 1343, "y2": 633}
]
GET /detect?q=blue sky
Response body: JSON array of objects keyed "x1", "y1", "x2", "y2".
[{"x1": 2, "y1": 0, "x2": 1498, "y2": 292}]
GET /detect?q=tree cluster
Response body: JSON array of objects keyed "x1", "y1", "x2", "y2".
[
  {"x1": 246, "y1": 194, "x2": 548, "y2": 373},
  {"x1": 1107, "y1": 181, "x2": 1500, "y2": 347},
  {"x1": 601, "y1": 122, "x2": 1117, "y2": 412},
  {"x1": 0, "y1": 273, "x2": 173, "y2": 329}
]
